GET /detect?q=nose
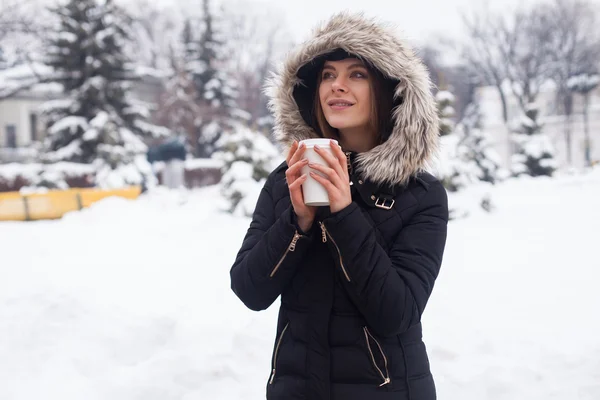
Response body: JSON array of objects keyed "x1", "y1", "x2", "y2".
[{"x1": 331, "y1": 77, "x2": 348, "y2": 93}]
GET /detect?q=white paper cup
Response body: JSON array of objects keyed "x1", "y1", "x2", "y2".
[{"x1": 300, "y1": 138, "x2": 337, "y2": 206}]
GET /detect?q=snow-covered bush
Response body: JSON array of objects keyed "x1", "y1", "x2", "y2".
[
  {"x1": 510, "y1": 103, "x2": 557, "y2": 177},
  {"x1": 214, "y1": 125, "x2": 281, "y2": 216}
]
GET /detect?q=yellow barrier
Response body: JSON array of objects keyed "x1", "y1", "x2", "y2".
[{"x1": 0, "y1": 186, "x2": 142, "y2": 221}]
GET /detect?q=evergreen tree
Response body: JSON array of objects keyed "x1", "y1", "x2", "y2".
[
  {"x1": 154, "y1": 20, "x2": 201, "y2": 149},
  {"x1": 0, "y1": 47, "x2": 8, "y2": 69},
  {"x1": 436, "y1": 89, "x2": 456, "y2": 137},
  {"x1": 510, "y1": 103, "x2": 557, "y2": 177},
  {"x1": 185, "y1": 0, "x2": 241, "y2": 157},
  {"x1": 40, "y1": 0, "x2": 168, "y2": 185},
  {"x1": 214, "y1": 124, "x2": 280, "y2": 216},
  {"x1": 435, "y1": 89, "x2": 478, "y2": 192},
  {"x1": 458, "y1": 102, "x2": 503, "y2": 184}
]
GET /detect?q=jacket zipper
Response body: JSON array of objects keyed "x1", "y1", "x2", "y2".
[
  {"x1": 269, "y1": 231, "x2": 302, "y2": 278},
  {"x1": 363, "y1": 327, "x2": 392, "y2": 387},
  {"x1": 319, "y1": 222, "x2": 351, "y2": 282},
  {"x1": 269, "y1": 322, "x2": 289, "y2": 384}
]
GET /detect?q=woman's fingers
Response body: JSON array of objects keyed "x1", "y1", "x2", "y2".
[
  {"x1": 288, "y1": 173, "x2": 307, "y2": 192},
  {"x1": 288, "y1": 173, "x2": 308, "y2": 210},
  {"x1": 314, "y1": 144, "x2": 346, "y2": 179},
  {"x1": 288, "y1": 141, "x2": 307, "y2": 168},
  {"x1": 287, "y1": 158, "x2": 309, "y2": 178},
  {"x1": 286, "y1": 141, "x2": 298, "y2": 165},
  {"x1": 308, "y1": 162, "x2": 343, "y2": 188},
  {"x1": 330, "y1": 140, "x2": 349, "y2": 177},
  {"x1": 309, "y1": 171, "x2": 336, "y2": 192}
]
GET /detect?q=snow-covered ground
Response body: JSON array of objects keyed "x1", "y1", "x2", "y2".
[{"x1": 1, "y1": 169, "x2": 599, "y2": 400}]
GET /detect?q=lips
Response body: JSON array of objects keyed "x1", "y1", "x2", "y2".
[{"x1": 327, "y1": 99, "x2": 355, "y2": 109}]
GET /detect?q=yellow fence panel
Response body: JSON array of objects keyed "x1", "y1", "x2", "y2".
[{"x1": 0, "y1": 186, "x2": 142, "y2": 221}]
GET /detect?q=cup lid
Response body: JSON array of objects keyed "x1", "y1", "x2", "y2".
[{"x1": 299, "y1": 138, "x2": 337, "y2": 147}]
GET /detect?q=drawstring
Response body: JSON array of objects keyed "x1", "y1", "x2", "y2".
[{"x1": 398, "y1": 338, "x2": 412, "y2": 400}]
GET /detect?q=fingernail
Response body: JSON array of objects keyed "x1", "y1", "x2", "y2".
[{"x1": 314, "y1": 145, "x2": 320, "y2": 150}]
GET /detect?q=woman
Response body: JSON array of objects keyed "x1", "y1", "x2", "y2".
[{"x1": 230, "y1": 12, "x2": 448, "y2": 400}]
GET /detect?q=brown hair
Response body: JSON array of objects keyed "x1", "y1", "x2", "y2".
[{"x1": 312, "y1": 62, "x2": 396, "y2": 144}]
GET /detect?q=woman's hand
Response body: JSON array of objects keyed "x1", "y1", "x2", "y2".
[
  {"x1": 286, "y1": 141, "x2": 317, "y2": 232},
  {"x1": 309, "y1": 140, "x2": 352, "y2": 213}
]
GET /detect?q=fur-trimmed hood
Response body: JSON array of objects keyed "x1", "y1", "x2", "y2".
[{"x1": 265, "y1": 12, "x2": 440, "y2": 187}]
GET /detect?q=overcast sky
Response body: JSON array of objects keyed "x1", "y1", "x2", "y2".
[{"x1": 237, "y1": 0, "x2": 600, "y2": 45}]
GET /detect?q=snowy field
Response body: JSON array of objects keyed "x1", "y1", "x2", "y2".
[{"x1": 1, "y1": 169, "x2": 600, "y2": 400}]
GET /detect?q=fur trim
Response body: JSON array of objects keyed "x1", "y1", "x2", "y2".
[{"x1": 265, "y1": 12, "x2": 439, "y2": 187}]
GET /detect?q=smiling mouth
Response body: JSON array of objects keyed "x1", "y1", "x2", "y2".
[{"x1": 328, "y1": 100, "x2": 355, "y2": 109}]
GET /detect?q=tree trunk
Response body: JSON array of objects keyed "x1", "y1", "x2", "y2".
[
  {"x1": 494, "y1": 83, "x2": 512, "y2": 166},
  {"x1": 563, "y1": 93, "x2": 573, "y2": 166},
  {"x1": 583, "y1": 93, "x2": 591, "y2": 167},
  {"x1": 496, "y1": 83, "x2": 509, "y2": 124}
]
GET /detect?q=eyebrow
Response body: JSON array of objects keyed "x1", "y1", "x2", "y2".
[{"x1": 322, "y1": 63, "x2": 367, "y2": 72}]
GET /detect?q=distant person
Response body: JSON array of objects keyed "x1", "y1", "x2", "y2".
[
  {"x1": 148, "y1": 137, "x2": 186, "y2": 189},
  {"x1": 230, "y1": 12, "x2": 448, "y2": 400}
]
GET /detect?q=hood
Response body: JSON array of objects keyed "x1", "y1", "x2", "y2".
[{"x1": 265, "y1": 12, "x2": 440, "y2": 187}]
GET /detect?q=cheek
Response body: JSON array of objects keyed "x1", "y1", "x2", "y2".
[
  {"x1": 318, "y1": 83, "x2": 329, "y2": 108},
  {"x1": 358, "y1": 86, "x2": 372, "y2": 118}
]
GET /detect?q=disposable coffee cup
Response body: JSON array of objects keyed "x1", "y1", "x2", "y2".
[{"x1": 300, "y1": 138, "x2": 338, "y2": 206}]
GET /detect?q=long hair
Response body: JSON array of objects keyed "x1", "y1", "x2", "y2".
[{"x1": 311, "y1": 62, "x2": 396, "y2": 144}]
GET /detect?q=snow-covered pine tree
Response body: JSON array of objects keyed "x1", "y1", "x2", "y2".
[
  {"x1": 510, "y1": 103, "x2": 557, "y2": 177},
  {"x1": 435, "y1": 89, "x2": 478, "y2": 192},
  {"x1": 458, "y1": 102, "x2": 503, "y2": 184},
  {"x1": 185, "y1": 0, "x2": 243, "y2": 158},
  {"x1": 41, "y1": 0, "x2": 169, "y2": 187},
  {"x1": 154, "y1": 19, "x2": 201, "y2": 150},
  {"x1": 214, "y1": 124, "x2": 281, "y2": 217},
  {"x1": 436, "y1": 89, "x2": 456, "y2": 137},
  {"x1": 0, "y1": 47, "x2": 8, "y2": 69}
]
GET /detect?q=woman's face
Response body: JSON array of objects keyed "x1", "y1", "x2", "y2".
[{"x1": 318, "y1": 58, "x2": 372, "y2": 134}]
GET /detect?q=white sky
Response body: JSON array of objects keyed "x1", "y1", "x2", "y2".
[
  {"x1": 230, "y1": 0, "x2": 600, "y2": 45},
  {"x1": 243, "y1": 0, "x2": 528, "y2": 43}
]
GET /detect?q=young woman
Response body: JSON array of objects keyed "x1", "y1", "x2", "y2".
[{"x1": 230, "y1": 12, "x2": 448, "y2": 400}]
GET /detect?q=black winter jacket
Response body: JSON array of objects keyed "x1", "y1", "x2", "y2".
[
  {"x1": 230, "y1": 12, "x2": 448, "y2": 400},
  {"x1": 230, "y1": 158, "x2": 448, "y2": 400}
]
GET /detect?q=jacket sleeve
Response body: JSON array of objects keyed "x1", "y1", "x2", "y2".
[
  {"x1": 321, "y1": 180, "x2": 448, "y2": 337},
  {"x1": 230, "y1": 172, "x2": 312, "y2": 311}
]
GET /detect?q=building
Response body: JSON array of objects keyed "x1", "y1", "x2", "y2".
[
  {"x1": 0, "y1": 63, "x2": 165, "y2": 163},
  {"x1": 477, "y1": 80, "x2": 600, "y2": 169}
]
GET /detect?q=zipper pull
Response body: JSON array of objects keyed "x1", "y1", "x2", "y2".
[
  {"x1": 379, "y1": 377, "x2": 391, "y2": 387},
  {"x1": 319, "y1": 222, "x2": 327, "y2": 243},
  {"x1": 289, "y1": 232, "x2": 301, "y2": 252}
]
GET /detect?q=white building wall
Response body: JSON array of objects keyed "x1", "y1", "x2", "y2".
[
  {"x1": 477, "y1": 84, "x2": 600, "y2": 169},
  {"x1": 0, "y1": 97, "x2": 45, "y2": 147}
]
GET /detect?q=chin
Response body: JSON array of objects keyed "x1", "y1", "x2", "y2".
[{"x1": 326, "y1": 117, "x2": 355, "y2": 130}]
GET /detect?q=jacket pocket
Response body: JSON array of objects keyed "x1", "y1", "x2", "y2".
[
  {"x1": 363, "y1": 326, "x2": 391, "y2": 387},
  {"x1": 269, "y1": 322, "x2": 289, "y2": 384}
]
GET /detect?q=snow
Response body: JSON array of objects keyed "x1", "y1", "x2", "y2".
[
  {"x1": 1, "y1": 168, "x2": 599, "y2": 399},
  {"x1": 0, "y1": 62, "x2": 53, "y2": 81},
  {"x1": 567, "y1": 74, "x2": 600, "y2": 93},
  {"x1": 436, "y1": 90, "x2": 455, "y2": 103},
  {"x1": 0, "y1": 162, "x2": 95, "y2": 191},
  {"x1": 185, "y1": 158, "x2": 224, "y2": 169},
  {"x1": 49, "y1": 116, "x2": 89, "y2": 135}
]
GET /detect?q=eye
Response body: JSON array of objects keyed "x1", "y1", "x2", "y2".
[
  {"x1": 322, "y1": 72, "x2": 335, "y2": 80},
  {"x1": 351, "y1": 71, "x2": 368, "y2": 79}
]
